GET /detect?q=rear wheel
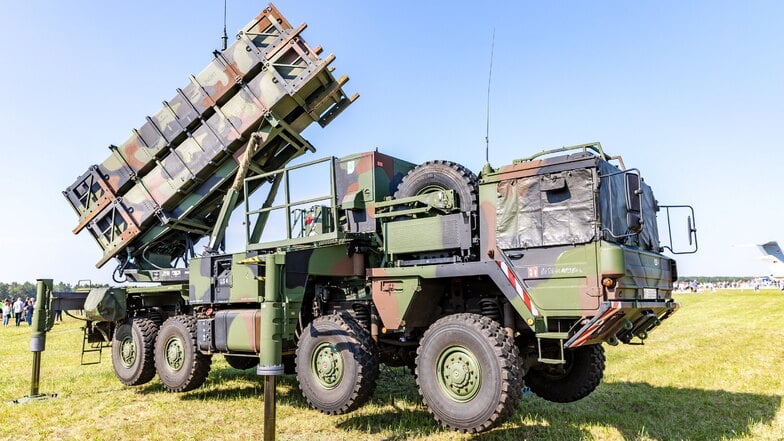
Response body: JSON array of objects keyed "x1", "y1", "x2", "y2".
[
  {"x1": 111, "y1": 317, "x2": 157, "y2": 386},
  {"x1": 525, "y1": 344, "x2": 605, "y2": 403},
  {"x1": 155, "y1": 315, "x2": 212, "y2": 392},
  {"x1": 296, "y1": 313, "x2": 378, "y2": 414},
  {"x1": 416, "y1": 313, "x2": 523, "y2": 433}
]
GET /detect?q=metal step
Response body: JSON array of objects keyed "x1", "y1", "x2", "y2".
[
  {"x1": 80, "y1": 324, "x2": 111, "y2": 366},
  {"x1": 536, "y1": 332, "x2": 569, "y2": 364}
]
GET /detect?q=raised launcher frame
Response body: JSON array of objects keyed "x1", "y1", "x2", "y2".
[{"x1": 63, "y1": 4, "x2": 357, "y2": 271}]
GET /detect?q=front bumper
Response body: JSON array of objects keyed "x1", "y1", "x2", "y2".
[{"x1": 564, "y1": 300, "x2": 680, "y2": 349}]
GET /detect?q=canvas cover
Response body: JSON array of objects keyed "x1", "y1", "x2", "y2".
[
  {"x1": 496, "y1": 168, "x2": 597, "y2": 249},
  {"x1": 84, "y1": 287, "x2": 127, "y2": 322},
  {"x1": 496, "y1": 160, "x2": 661, "y2": 252}
]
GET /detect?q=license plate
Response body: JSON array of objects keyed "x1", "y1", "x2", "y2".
[{"x1": 643, "y1": 288, "x2": 658, "y2": 299}]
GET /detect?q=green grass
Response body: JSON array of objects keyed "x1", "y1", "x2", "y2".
[{"x1": 1, "y1": 289, "x2": 783, "y2": 440}]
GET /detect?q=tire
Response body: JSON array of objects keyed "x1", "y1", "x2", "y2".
[
  {"x1": 295, "y1": 313, "x2": 379, "y2": 414},
  {"x1": 525, "y1": 344, "x2": 605, "y2": 403},
  {"x1": 394, "y1": 160, "x2": 478, "y2": 213},
  {"x1": 416, "y1": 313, "x2": 523, "y2": 433},
  {"x1": 154, "y1": 315, "x2": 212, "y2": 393},
  {"x1": 111, "y1": 317, "x2": 158, "y2": 386},
  {"x1": 224, "y1": 354, "x2": 258, "y2": 370}
]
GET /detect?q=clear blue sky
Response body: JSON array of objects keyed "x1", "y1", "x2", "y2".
[{"x1": 0, "y1": 1, "x2": 782, "y2": 284}]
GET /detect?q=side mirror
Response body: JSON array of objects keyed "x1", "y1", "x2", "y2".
[{"x1": 659, "y1": 205, "x2": 698, "y2": 254}]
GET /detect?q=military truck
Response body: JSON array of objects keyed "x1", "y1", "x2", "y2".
[{"x1": 53, "y1": 3, "x2": 697, "y2": 434}]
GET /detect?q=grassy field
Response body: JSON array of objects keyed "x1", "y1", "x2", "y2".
[{"x1": 0, "y1": 289, "x2": 782, "y2": 441}]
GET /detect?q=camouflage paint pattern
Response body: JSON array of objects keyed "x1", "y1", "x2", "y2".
[
  {"x1": 188, "y1": 256, "x2": 214, "y2": 305},
  {"x1": 334, "y1": 151, "x2": 416, "y2": 233},
  {"x1": 125, "y1": 141, "x2": 678, "y2": 362},
  {"x1": 214, "y1": 309, "x2": 262, "y2": 352},
  {"x1": 366, "y1": 144, "x2": 679, "y2": 347},
  {"x1": 64, "y1": 4, "x2": 357, "y2": 269},
  {"x1": 189, "y1": 252, "x2": 265, "y2": 305},
  {"x1": 382, "y1": 213, "x2": 472, "y2": 258},
  {"x1": 507, "y1": 244, "x2": 602, "y2": 314},
  {"x1": 368, "y1": 261, "x2": 537, "y2": 331},
  {"x1": 203, "y1": 245, "x2": 367, "y2": 361}
]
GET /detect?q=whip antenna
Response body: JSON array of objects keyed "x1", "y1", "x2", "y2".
[
  {"x1": 221, "y1": 0, "x2": 228, "y2": 51},
  {"x1": 485, "y1": 29, "x2": 495, "y2": 164}
]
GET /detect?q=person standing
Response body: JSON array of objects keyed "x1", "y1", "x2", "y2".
[
  {"x1": 24, "y1": 298, "x2": 34, "y2": 326},
  {"x1": 2, "y1": 299, "x2": 11, "y2": 327},
  {"x1": 13, "y1": 297, "x2": 24, "y2": 326}
]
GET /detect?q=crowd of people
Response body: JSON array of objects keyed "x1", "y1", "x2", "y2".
[
  {"x1": 674, "y1": 278, "x2": 784, "y2": 293},
  {"x1": 2, "y1": 297, "x2": 36, "y2": 327}
]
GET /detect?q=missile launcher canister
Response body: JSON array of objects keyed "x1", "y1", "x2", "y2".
[{"x1": 64, "y1": 4, "x2": 357, "y2": 270}]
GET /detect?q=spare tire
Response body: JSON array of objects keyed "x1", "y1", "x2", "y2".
[{"x1": 394, "y1": 160, "x2": 478, "y2": 213}]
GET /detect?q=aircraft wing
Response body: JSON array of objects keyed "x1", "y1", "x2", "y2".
[{"x1": 757, "y1": 241, "x2": 784, "y2": 278}]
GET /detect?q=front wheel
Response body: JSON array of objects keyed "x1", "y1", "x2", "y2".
[
  {"x1": 154, "y1": 315, "x2": 212, "y2": 392},
  {"x1": 524, "y1": 344, "x2": 605, "y2": 403},
  {"x1": 416, "y1": 313, "x2": 523, "y2": 433},
  {"x1": 295, "y1": 313, "x2": 378, "y2": 414}
]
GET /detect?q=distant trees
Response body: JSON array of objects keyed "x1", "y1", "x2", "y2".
[
  {"x1": 0, "y1": 281, "x2": 35, "y2": 299},
  {"x1": 0, "y1": 281, "x2": 75, "y2": 300}
]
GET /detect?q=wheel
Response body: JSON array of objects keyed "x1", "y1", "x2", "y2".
[
  {"x1": 295, "y1": 313, "x2": 378, "y2": 414},
  {"x1": 224, "y1": 354, "x2": 258, "y2": 370},
  {"x1": 111, "y1": 317, "x2": 158, "y2": 386},
  {"x1": 394, "y1": 160, "x2": 478, "y2": 213},
  {"x1": 525, "y1": 344, "x2": 605, "y2": 403},
  {"x1": 154, "y1": 315, "x2": 212, "y2": 392},
  {"x1": 416, "y1": 313, "x2": 523, "y2": 433}
]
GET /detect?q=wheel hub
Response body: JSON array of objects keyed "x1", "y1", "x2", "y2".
[
  {"x1": 120, "y1": 336, "x2": 136, "y2": 368},
  {"x1": 164, "y1": 337, "x2": 185, "y2": 372},
  {"x1": 312, "y1": 342, "x2": 343, "y2": 389},
  {"x1": 437, "y1": 346, "x2": 481, "y2": 402}
]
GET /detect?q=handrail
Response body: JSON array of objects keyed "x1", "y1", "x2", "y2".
[
  {"x1": 514, "y1": 142, "x2": 610, "y2": 163},
  {"x1": 244, "y1": 156, "x2": 338, "y2": 246}
]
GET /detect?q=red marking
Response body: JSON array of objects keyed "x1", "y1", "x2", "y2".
[
  {"x1": 496, "y1": 260, "x2": 539, "y2": 316},
  {"x1": 570, "y1": 302, "x2": 623, "y2": 347}
]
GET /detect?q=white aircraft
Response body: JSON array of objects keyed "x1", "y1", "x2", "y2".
[{"x1": 756, "y1": 241, "x2": 784, "y2": 279}]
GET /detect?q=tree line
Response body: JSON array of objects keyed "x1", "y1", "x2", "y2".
[{"x1": 0, "y1": 282, "x2": 76, "y2": 300}]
